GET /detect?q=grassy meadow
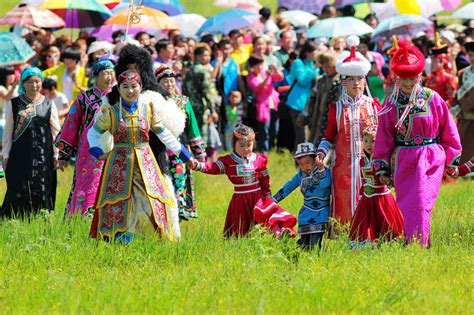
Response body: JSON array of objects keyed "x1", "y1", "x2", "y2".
[{"x1": 0, "y1": 150, "x2": 473, "y2": 313}]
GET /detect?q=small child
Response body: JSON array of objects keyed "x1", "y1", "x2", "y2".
[
  {"x1": 273, "y1": 143, "x2": 332, "y2": 251},
  {"x1": 191, "y1": 124, "x2": 271, "y2": 237},
  {"x1": 206, "y1": 111, "x2": 222, "y2": 162},
  {"x1": 42, "y1": 78, "x2": 70, "y2": 124},
  {"x1": 225, "y1": 90, "x2": 244, "y2": 150},
  {"x1": 349, "y1": 127, "x2": 404, "y2": 246}
]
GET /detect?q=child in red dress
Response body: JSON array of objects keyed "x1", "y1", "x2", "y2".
[
  {"x1": 191, "y1": 124, "x2": 272, "y2": 237},
  {"x1": 349, "y1": 127, "x2": 404, "y2": 246}
]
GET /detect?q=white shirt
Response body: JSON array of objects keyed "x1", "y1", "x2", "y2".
[{"x1": 62, "y1": 71, "x2": 74, "y2": 102}]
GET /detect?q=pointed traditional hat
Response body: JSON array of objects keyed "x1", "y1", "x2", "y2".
[{"x1": 335, "y1": 35, "x2": 371, "y2": 77}]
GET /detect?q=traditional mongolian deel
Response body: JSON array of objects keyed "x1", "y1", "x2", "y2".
[
  {"x1": 169, "y1": 95, "x2": 206, "y2": 221},
  {"x1": 55, "y1": 87, "x2": 109, "y2": 217},
  {"x1": 373, "y1": 87, "x2": 461, "y2": 246},
  {"x1": 273, "y1": 167, "x2": 332, "y2": 235},
  {"x1": 194, "y1": 152, "x2": 270, "y2": 237},
  {"x1": 317, "y1": 95, "x2": 381, "y2": 226},
  {"x1": 1, "y1": 95, "x2": 59, "y2": 217},
  {"x1": 88, "y1": 95, "x2": 187, "y2": 243},
  {"x1": 349, "y1": 154, "x2": 404, "y2": 244}
]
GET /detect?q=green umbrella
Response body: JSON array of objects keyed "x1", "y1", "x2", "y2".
[{"x1": 0, "y1": 32, "x2": 35, "y2": 66}]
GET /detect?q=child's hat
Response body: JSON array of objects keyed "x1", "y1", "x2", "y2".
[{"x1": 294, "y1": 142, "x2": 316, "y2": 159}]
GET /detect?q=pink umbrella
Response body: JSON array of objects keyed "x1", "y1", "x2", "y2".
[{"x1": 0, "y1": 5, "x2": 65, "y2": 28}]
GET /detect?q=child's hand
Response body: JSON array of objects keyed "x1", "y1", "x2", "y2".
[
  {"x1": 315, "y1": 154, "x2": 324, "y2": 169},
  {"x1": 186, "y1": 158, "x2": 198, "y2": 170}
]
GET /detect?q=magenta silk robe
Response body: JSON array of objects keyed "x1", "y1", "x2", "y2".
[
  {"x1": 55, "y1": 87, "x2": 107, "y2": 216},
  {"x1": 373, "y1": 87, "x2": 461, "y2": 246}
]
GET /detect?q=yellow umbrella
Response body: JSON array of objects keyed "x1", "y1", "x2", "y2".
[{"x1": 104, "y1": 6, "x2": 178, "y2": 30}]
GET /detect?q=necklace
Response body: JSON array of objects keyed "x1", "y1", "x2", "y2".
[{"x1": 23, "y1": 93, "x2": 41, "y2": 104}]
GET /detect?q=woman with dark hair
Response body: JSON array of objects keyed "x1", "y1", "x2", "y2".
[
  {"x1": 286, "y1": 41, "x2": 317, "y2": 149},
  {"x1": 88, "y1": 70, "x2": 192, "y2": 243},
  {"x1": 1, "y1": 67, "x2": 60, "y2": 218},
  {"x1": 109, "y1": 44, "x2": 186, "y2": 238},
  {"x1": 42, "y1": 46, "x2": 88, "y2": 102}
]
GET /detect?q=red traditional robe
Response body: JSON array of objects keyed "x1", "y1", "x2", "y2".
[
  {"x1": 195, "y1": 152, "x2": 270, "y2": 237},
  {"x1": 317, "y1": 95, "x2": 381, "y2": 227},
  {"x1": 425, "y1": 69, "x2": 458, "y2": 106}
]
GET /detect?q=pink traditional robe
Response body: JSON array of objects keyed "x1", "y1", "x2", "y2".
[
  {"x1": 373, "y1": 87, "x2": 462, "y2": 247},
  {"x1": 317, "y1": 95, "x2": 380, "y2": 227},
  {"x1": 55, "y1": 87, "x2": 108, "y2": 217}
]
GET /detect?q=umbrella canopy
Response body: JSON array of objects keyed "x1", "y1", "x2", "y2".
[
  {"x1": 280, "y1": 10, "x2": 317, "y2": 28},
  {"x1": 172, "y1": 13, "x2": 206, "y2": 37},
  {"x1": 307, "y1": 17, "x2": 374, "y2": 38},
  {"x1": 98, "y1": 0, "x2": 121, "y2": 10},
  {"x1": 105, "y1": 6, "x2": 179, "y2": 30},
  {"x1": 196, "y1": 9, "x2": 259, "y2": 35},
  {"x1": 90, "y1": 24, "x2": 154, "y2": 41},
  {"x1": 453, "y1": 3, "x2": 474, "y2": 20},
  {"x1": 0, "y1": 32, "x2": 36, "y2": 66},
  {"x1": 40, "y1": 0, "x2": 113, "y2": 28},
  {"x1": 0, "y1": 5, "x2": 65, "y2": 28},
  {"x1": 113, "y1": 0, "x2": 186, "y2": 16},
  {"x1": 372, "y1": 14, "x2": 433, "y2": 38},
  {"x1": 371, "y1": 0, "x2": 462, "y2": 20},
  {"x1": 277, "y1": 0, "x2": 328, "y2": 15}
]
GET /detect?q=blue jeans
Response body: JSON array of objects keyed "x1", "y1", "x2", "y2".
[{"x1": 256, "y1": 109, "x2": 279, "y2": 152}]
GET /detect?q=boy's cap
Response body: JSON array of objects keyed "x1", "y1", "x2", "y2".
[{"x1": 294, "y1": 142, "x2": 316, "y2": 159}]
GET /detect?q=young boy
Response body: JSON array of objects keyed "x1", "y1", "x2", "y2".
[
  {"x1": 206, "y1": 111, "x2": 222, "y2": 162},
  {"x1": 224, "y1": 90, "x2": 244, "y2": 150},
  {"x1": 273, "y1": 143, "x2": 332, "y2": 251},
  {"x1": 42, "y1": 78, "x2": 70, "y2": 124}
]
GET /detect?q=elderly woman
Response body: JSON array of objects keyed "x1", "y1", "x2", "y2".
[
  {"x1": 155, "y1": 65, "x2": 206, "y2": 220},
  {"x1": 373, "y1": 43, "x2": 462, "y2": 247},
  {"x1": 87, "y1": 70, "x2": 191, "y2": 243},
  {"x1": 55, "y1": 59, "x2": 115, "y2": 218},
  {"x1": 1, "y1": 67, "x2": 60, "y2": 218}
]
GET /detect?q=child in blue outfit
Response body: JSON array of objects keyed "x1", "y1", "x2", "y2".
[{"x1": 273, "y1": 143, "x2": 331, "y2": 251}]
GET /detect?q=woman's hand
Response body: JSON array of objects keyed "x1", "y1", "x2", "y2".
[
  {"x1": 380, "y1": 175, "x2": 393, "y2": 188},
  {"x1": 98, "y1": 153, "x2": 109, "y2": 160},
  {"x1": 186, "y1": 158, "x2": 198, "y2": 170},
  {"x1": 2, "y1": 158, "x2": 7, "y2": 169}
]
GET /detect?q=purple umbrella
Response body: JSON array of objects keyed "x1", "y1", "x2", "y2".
[
  {"x1": 278, "y1": 0, "x2": 329, "y2": 15},
  {"x1": 91, "y1": 24, "x2": 154, "y2": 41}
]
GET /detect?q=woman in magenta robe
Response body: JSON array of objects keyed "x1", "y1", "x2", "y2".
[{"x1": 373, "y1": 43, "x2": 462, "y2": 247}]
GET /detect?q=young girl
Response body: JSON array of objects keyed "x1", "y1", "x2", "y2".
[
  {"x1": 191, "y1": 124, "x2": 270, "y2": 237},
  {"x1": 273, "y1": 143, "x2": 332, "y2": 251},
  {"x1": 349, "y1": 127, "x2": 404, "y2": 246}
]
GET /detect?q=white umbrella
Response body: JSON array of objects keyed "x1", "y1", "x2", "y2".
[
  {"x1": 307, "y1": 17, "x2": 373, "y2": 38},
  {"x1": 281, "y1": 10, "x2": 317, "y2": 27},
  {"x1": 172, "y1": 13, "x2": 206, "y2": 37},
  {"x1": 453, "y1": 3, "x2": 474, "y2": 20}
]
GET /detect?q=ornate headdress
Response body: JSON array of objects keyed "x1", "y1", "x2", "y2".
[
  {"x1": 155, "y1": 64, "x2": 176, "y2": 82},
  {"x1": 335, "y1": 35, "x2": 371, "y2": 77},
  {"x1": 233, "y1": 124, "x2": 255, "y2": 142}
]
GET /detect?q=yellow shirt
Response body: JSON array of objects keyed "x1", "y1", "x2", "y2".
[
  {"x1": 42, "y1": 63, "x2": 88, "y2": 102},
  {"x1": 230, "y1": 44, "x2": 253, "y2": 76}
]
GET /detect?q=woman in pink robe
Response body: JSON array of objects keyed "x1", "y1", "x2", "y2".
[
  {"x1": 373, "y1": 44, "x2": 462, "y2": 247},
  {"x1": 54, "y1": 60, "x2": 115, "y2": 217}
]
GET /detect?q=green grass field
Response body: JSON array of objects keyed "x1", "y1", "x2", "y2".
[{"x1": 0, "y1": 151, "x2": 472, "y2": 313}]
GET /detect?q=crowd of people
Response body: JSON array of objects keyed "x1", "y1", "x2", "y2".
[{"x1": 0, "y1": 4, "x2": 473, "y2": 250}]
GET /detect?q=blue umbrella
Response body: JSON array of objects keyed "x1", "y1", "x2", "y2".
[
  {"x1": 307, "y1": 17, "x2": 374, "y2": 38},
  {"x1": 0, "y1": 32, "x2": 36, "y2": 66},
  {"x1": 372, "y1": 14, "x2": 433, "y2": 38},
  {"x1": 113, "y1": 0, "x2": 186, "y2": 16},
  {"x1": 196, "y1": 9, "x2": 259, "y2": 35}
]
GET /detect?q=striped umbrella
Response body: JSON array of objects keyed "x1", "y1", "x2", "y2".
[
  {"x1": 0, "y1": 5, "x2": 65, "y2": 28},
  {"x1": 40, "y1": 0, "x2": 113, "y2": 28}
]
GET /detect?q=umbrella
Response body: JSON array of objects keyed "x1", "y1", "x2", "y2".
[
  {"x1": 453, "y1": 3, "x2": 474, "y2": 20},
  {"x1": 370, "y1": 0, "x2": 462, "y2": 20},
  {"x1": 0, "y1": 5, "x2": 65, "y2": 28},
  {"x1": 277, "y1": 0, "x2": 328, "y2": 15},
  {"x1": 0, "y1": 32, "x2": 36, "y2": 66},
  {"x1": 196, "y1": 9, "x2": 259, "y2": 35},
  {"x1": 40, "y1": 0, "x2": 113, "y2": 28},
  {"x1": 280, "y1": 10, "x2": 317, "y2": 28},
  {"x1": 172, "y1": 13, "x2": 206, "y2": 37},
  {"x1": 98, "y1": 0, "x2": 121, "y2": 10},
  {"x1": 113, "y1": 0, "x2": 186, "y2": 16},
  {"x1": 307, "y1": 17, "x2": 374, "y2": 38},
  {"x1": 372, "y1": 14, "x2": 433, "y2": 38},
  {"x1": 90, "y1": 24, "x2": 154, "y2": 41},
  {"x1": 105, "y1": 6, "x2": 179, "y2": 30}
]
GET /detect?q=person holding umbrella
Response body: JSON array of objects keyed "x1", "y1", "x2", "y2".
[{"x1": 373, "y1": 43, "x2": 462, "y2": 247}]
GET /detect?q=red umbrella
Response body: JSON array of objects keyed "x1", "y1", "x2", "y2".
[{"x1": 0, "y1": 5, "x2": 65, "y2": 28}]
